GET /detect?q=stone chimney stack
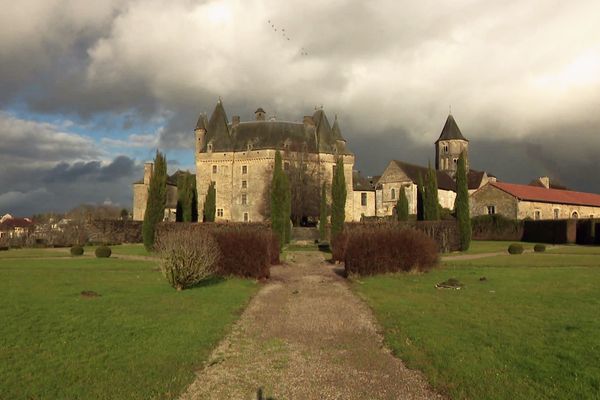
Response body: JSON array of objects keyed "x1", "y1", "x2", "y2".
[
  {"x1": 232, "y1": 115, "x2": 240, "y2": 127},
  {"x1": 540, "y1": 176, "x2": 550, "y2": 189},
  {"x1": 143, "y1": 162, "x2": 154, "y2": 185}
]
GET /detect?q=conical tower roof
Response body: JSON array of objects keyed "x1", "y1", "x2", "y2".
[
  {"x1": 331, "y1": 115, "x2": 345, "y2": 141},
  {"x1": 435, "y1": 114, "x2": 468, "y2": 143},
  {"x1": 205, "y1": 99, "x2": 232, "y2": 151}
]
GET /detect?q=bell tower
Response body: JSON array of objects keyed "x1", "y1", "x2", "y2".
[{"x1": 435, "y1": 113, "x2": 469, "y2": 176}]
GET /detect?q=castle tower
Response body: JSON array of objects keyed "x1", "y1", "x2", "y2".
[
  {"x1": 254, "y1": 107, "x2": 266, "y2": 121},
  {"x1": 194, "y1": 113, "x2": 207, "y2": 154},
  {"x1": 435, "y1": 114, "x2": 469, "y2": 176}
]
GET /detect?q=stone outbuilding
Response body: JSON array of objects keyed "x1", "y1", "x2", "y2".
[
  {"x1": 132, "y1": 165, "x2": 188, "y2": 221},
  {"x1": 470, "y1": 181, "x2": 600, "y2": 220}
]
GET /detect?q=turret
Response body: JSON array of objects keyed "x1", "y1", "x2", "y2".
[
  {"x1": 435, "y1": 114, "x2": 469, "y2": 176},
  {"x1": 143, "y1": 162, "x2": 153, "y2": 185},
  {"x1": 194, "y1": 113, "x2": 207, "y2": 153},
  {"x1": 332, "y1": 114, "x2": 346, "y2": 153},
  {"x1": 255, "y1": 107, "x2": 266, "y2": 121}
]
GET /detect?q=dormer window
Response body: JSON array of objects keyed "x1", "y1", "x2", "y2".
[
  {"x1": 247, "y1": 143, "x2": 253, "y2": 151},
  {"x1": 207, "y1": 143, "x2": 213, "y2": 152}
]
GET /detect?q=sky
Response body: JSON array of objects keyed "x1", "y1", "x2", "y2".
[{"x1": 1, "y1": 0, "x2": 600, "y2": 216}]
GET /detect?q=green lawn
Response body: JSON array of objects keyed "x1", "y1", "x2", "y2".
[
  {"x1": 86, "y1": 243, "x2": 156, "y2": 258},
  {"x1": 0, "y1": 253, "x2": 258, "y2": 399},
  {"x1": 444, "y1": 240, "x2": 536, "y2": 256},
  {"x1": 354, "y1": 250, "x2": 600, "y2": 399}
]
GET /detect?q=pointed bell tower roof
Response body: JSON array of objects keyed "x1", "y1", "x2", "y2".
[
  {"x1": 205, "y1": 98, "x2": 232, "y2": 150},
  {"x1": 435, "y1": 114, "x2": 468, "y2": 143},
  {"x1": 195, "y1": 112, "x2": 207, "y2": 131},
  {"x1": 331, "y1": 114, "x2": 345, "y2": 141}
]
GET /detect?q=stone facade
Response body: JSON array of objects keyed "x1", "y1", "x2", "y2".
[
  {"x1": 132, "y1": 162, "x2": 179, "y2": 221},
  {"x1": 470, "y1": 182, "x2": 600, "y2": 220},
  {"x1": 194, "y1": 100, "x2": 355, "y2": 223}
]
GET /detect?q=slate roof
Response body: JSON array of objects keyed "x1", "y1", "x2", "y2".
[
  {"x1": 198, "y1": 101, "x2": 351, "y2": 155},
  {"x1": 490, "y1": 181, "x2": 600, "y2": 207},
  {"x1": 353, "y1": 171, "x2": 375, "y2": 191},
  {"x1": 468, "y1": 170, "x2": 487, "y2": 190},
  {"x1": 436, "y1": 114, "x2": 468, "y2": 143},
  {"x1": 391, "y1": 160, "x2": 457, "y2": 191}
]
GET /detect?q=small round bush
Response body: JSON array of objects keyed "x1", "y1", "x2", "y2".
[
  {"x1": 534, "y1": 244, "x2": 546, "y2": 252},
  {"x1": 95, "y1": 246, "x2": 112, "y2": 258},
  {"x1": 508, "y1": 243, "x2": 524, "y2": 255},
  {"x1": 70, "y1": 245, "x2": 84, "y2": 256}
]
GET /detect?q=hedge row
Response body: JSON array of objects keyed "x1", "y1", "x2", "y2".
[
  {"x1": 156, "y1": 222, "x2": 278, "y2": 279},
  {"x1": 471, "y1": 214, "x2": 523, "y2": 241},
  {"x1": 522, "y1": 219, "x2": 576, "y2": 244},
  {"x1": 336, "y1": 226, "x2": 439, "y2": 276}
]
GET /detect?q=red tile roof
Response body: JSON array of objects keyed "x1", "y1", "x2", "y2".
[{"x1": 491, "y1": 181, "x2": 600, "y2": 207}]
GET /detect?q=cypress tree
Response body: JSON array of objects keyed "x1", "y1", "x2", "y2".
[
  {"x1": 319, "y1": 182, "x2": 328, "y2": 240},
  {"x1": 424, "y1": 164, "x2": 440, "y2": 221},
  {"x1": 416, "y1": 174, "x2": 425, "y2": 221},
  {"x1": 189, "y1": 174, "x2": 198, "y2": 222},
  {"x1": 203, "y1": 181, "x2": 216, "y2": 222},
  {"x1": 271, "y1": 151, "x2": 291, "y2": 248},
  {"x1": 454, "y1": 152, "x2": 471, "y2": 250},
  {"x1": 142, "y1": 151, "x2": 167, "y2": 251},
  {"x1": 396, "y1": 186, "x2": 409, "y2": 221},
  {"x1": 175, "y1": 173, "x2": 186, "y2": 222},
  {"x1": 330, "y1": 156, "x2": 347, "y2": 239},
  {"x1": 182, "y1": 173, "x2": 195, "y2": 222}
]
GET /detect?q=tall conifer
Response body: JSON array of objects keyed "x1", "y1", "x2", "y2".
[
  {"x1": 142, "y1": 151, "x2": 167, "y2": 250},
  {"x1": 271, "y1": 151, "x2": 291, "y2": 248},
  {"x1": 203, "y1": 181, "x2": 216, "y2": 222},
  {"x1": 417, "y1": 174, "x2": 425, "y2": 221},
  {"x1": 396, "y1": 186, "x2": 409, "y2": 221},
  {"x1": 319, "y1": 182, "x2": 328, "y2": 240},
  {"x1": 331, "y1": 157, "x2": 347, "y2": 239},
  {"x1": 424, "y1": 164, "x2": 440, "y2": 220},
  {"x1": 454, "y1": 152, "x2": 471, "y2": 250}
]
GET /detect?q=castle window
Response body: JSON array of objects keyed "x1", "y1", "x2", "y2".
[
  {"x1": 243, "y1": 212, "x2": 249, "y2": 222},
  {"x1": 242, "y1": 165, "x2": 248, "y2": 174},
  {"x1": 217, "y1": 208, "x2": 224, "y2": 217},
  {"x1": 571, "y1": 211, "x2": 579, "y2": 219},
  {"x1": 391, "y1": 188, "x2": 396, "y2": 200},
  {"x1": 241, "y1": 194, "x2": 247, "y2": 205},
  {"x1": 241, "y1": 180, "x2": 247, "y2": 189},
  {"x1": 443, "y1": 144, "x2": 449, "y2": 153},
  {"x1": 554, "y1": 209, "x2": 560, "y2": 219},
  {"x1": 453, "y1": 158, "x2": 458, "y2": 165},
  {"x1": 487, "y1": 206, "x2": 495, "y2": 215},
  {"x1": 534, "y1": 210, "x2": 541, "y2": 220},
  {"x1": 212, "y1": 165, "x2": 217, "y2": 174},
  {"x1": 361, "y1": 192, "x2": 367, "y2": 206},
  {"x1": 207, "y1": 143, "x2": 213, "y2": 152}
]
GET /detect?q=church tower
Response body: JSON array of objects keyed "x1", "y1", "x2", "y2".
[{"x1": 435, "y1": 114, "x2": 469, "y2": 176}]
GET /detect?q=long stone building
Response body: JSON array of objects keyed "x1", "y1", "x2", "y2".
[{"x1": 194, "y1": 99, "x2": 355, "y2": 223}]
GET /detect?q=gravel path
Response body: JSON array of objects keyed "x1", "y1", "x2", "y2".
[{"x1": 180, "y1": 251, "x2": 442, "y2": 400}]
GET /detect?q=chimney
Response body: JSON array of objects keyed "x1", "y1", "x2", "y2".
[
  {"x1": 144, "y1": 162, "x2": 154, "y2": 185},
  {"x1": 539, "y1": 176, "x2": 550, "y2": 189},
  {"x1": 232, "y1": 115, "x2": 240, "y2": 127}
]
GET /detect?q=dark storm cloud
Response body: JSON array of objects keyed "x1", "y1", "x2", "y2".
[{"x1": 2, "y1": 0, "x2": 600, "y2": 209}]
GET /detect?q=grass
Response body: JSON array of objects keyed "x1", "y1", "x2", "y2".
[
  {"x1": 444, "y1": 240, "x2": 536, "y2": 256},
  {"x1": 0, "y1": 244, "x2": 156, "y2": 259},
  {"x1": 0, "y1": 251, "x2": 258, "y2": 399},
  {"x1": 354, "y1": 249, "x2": 600, "y2": 399}
]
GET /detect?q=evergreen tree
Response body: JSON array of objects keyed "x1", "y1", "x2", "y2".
[
  {"x1": 330, "y1": 157, "x2": 347, "y2": 239},
  {"x1": 319, "y1": 182, "x2": 328, "y2": 240},
  {"x1": 176, "y1": 172, "x2": 198, "y2": 222},
  {"x1": 416, "y1": 174, "x2": 425, "y2": 221},
  {"x1": 189, "y1": 174, "x2": 198, "y2": 222},
  {"x1": 203, "y1": 181, "x2": 216, "y2": 222},
  {"x1": 454, "y1": 152, "x2": 471, "y2": 250},
  {"x1": 142, "y1": 151, "x2": 167, "y2": 251},
  {"x1": 396, "y1": 186, "x2": 409, "y2": 221},
  {"x1": 424, "y1": 164, "x2": 440, "y2": 221},
  {"x1": 270, "y1": 151, "x2": 291, "y2": 248},
  {"x1": 175, "y1": 174, "x2": 186, "y2": 222}
]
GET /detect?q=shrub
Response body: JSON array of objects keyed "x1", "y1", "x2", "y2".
[
  {"x1": 70, "y1": 245, "x2": 84, "y2": 256},
  {"x1": 522, "y1": 220, "x2": 576, "y2": 244},
  {"x1": 0, "y1": 246, "x2": 8, "y2": 251},
  {"x1": 156, "y1": 229, "x2": 220, "y2": 290},
  {"x1": 534, "y1": 244, "x2": 546, "y2": 252},
  {"x1": 331, "y1": 232, "x2": 348, "y2": 262},
  {"x1": 508, "y1": 243, "x2": 524, "y2": 255},
  {"x1": 95, "y1": 246, "x2": 112, "y2": 258},
  {"x1": 471, "y1": 214, "x2": 523, "y2": 241},
  {"x1": 270, "y1": 233, "x2": 280, "y2": 265},
  {"x1": 344, "y1": 227, "x2": 439, "y2": 276},
  {"x1": 213, "y1": 230, "x2": 271, "y2": 279}
]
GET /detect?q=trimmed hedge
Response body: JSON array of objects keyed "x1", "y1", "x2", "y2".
[
  {"x1": 70, "y1": 245, "x2": 84, "y2": 256},
  {"x1": 0, "y1": 246, "x2": 8, "y2": 251},
  {"x1": 95, "y1": 246, "x2": 112, "y2": 258},
  {"x1": 508, "y1": 243, "x2": 524, "y2": 254},
  {"x1": 156, "y1": 222, "x2": 277, "y2": 279},
  {"x1": 534, "y1": 244, "x2": 546, "y2": 252},
  {"x1": 471, "y1": 214, "x2": 523, "y2": 241},
  {"x1": 343, "y1": 227, "x2": 439, "y2": 276},
  {"x1": 522, "y1": 220, "x2": 576, "y2": 244}
]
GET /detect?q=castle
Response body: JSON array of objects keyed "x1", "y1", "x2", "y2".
[{"x1": 133, "y1": 99, "x2": 600, "y2": 222}]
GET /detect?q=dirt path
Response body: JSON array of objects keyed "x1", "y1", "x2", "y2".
[{"x1": 180, "y1": 251, "x2": 442, "y2": 400}]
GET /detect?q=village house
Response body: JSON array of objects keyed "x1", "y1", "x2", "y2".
[{"x1": 0, "y1": 214, "x2": 34, "y2": 239}]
